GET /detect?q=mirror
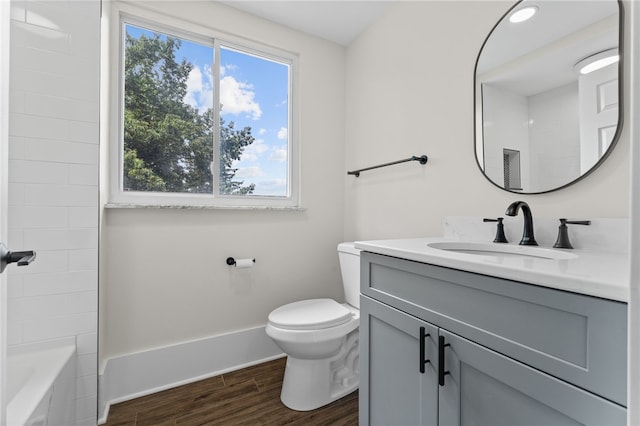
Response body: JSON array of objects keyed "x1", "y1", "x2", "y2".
[{"x1": 475, "y1": 0, "x2": 622, "y2": 194}]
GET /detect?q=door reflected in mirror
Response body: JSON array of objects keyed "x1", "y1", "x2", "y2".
[{"x1": 474, "y1": 0, "x2": 622, "y2": 194}]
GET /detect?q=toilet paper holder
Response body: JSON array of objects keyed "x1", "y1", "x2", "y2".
[{"x1": 226, "y1": 257, "x2": 256, "y2": 266}]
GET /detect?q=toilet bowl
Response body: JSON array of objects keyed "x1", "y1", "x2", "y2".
[{"x1": 265, "y1": 242, "x2": 360, "y2": 411}]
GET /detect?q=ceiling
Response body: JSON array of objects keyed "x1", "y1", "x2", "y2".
[
  {"x1": 219, "y1": 1, "x2": 394, "y2": 46},
  {"x1": 476, "y1": 0, "x2": 619, "y2": 96}
]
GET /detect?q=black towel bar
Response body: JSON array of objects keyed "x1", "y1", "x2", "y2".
[{"x1": 347, "y1": 155, "x2": 428, "y2": 177}]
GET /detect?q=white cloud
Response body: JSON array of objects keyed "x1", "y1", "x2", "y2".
[
  {"x1": 220, "y1": 76, "x2": 262, "y2": 120},
  {"x1": 258, "y1": 128, "x2": 267, "y2": 136},
  {"x1": 256, "y1": 179, "x2": 287, "y2": 195},
  {"x1": 240, "y1": 139, "x2": 269, "y2": 162},
  {"x1": 234, "y1": 166, "x2": 265, "y2": 179},
  {"x1": 269, "y1": 146, "x2": 288, "y2": 163},
  {"x1": 184, "y1": 65, "x2": 213, "y2": 112},
  {"x1": 277, "y1": 127, "x2": 288, "y2": 140},
  {"x1": 220, "y1": 64, "x2": 237, "y2": 78}
]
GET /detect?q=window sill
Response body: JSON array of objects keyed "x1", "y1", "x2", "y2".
[{"x1": 104, "y1": 203, "x2": 306, "y2": 211}]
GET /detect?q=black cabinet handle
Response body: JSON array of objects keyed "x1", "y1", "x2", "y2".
[
  {"x1": 419, "y1": 326, "x2": 431, "y2": 373},
  {"x1": 438, "y1": 335, "x2": 450, "y2": 386}
]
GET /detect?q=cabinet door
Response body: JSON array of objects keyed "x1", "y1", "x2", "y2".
[
  {"x1": 438, "y1": 329, "x2": 626, "y2": 426},
  {"x1": 360, "y1": 296, "x2": 439, "y2": 426}
]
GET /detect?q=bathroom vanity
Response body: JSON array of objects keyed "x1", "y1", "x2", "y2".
[{"x1": 356, "y1": 237, "x2": 628, "y2": 426}]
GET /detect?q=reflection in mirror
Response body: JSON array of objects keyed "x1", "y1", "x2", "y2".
[{"x1": 475, "y1": 0, "x2": 622, "y2": 194}]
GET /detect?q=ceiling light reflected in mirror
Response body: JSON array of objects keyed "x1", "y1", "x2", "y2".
[
  {"x1": 575, "y1": 48, "x2": 620, "y2": 74},
  {"x1": 509, "y1": 6, "x2": 538, "y2": 23}
]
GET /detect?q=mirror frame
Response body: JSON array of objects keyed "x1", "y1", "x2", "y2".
[{"x1": 473, "y1": 0, "x2": 624, "y2": 194}]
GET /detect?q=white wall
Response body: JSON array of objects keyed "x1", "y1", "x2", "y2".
[
  {"x1": 481, "y1": 84, "x2": 530, "y2": 189},
  {"x1": 528, "y1": 82, "x2": 580, "y2": 192},
  {"x1": 344, "y1": 1, "x2": 629, "y2": 242},
  {"x1": 8, "y1": 1, "x2": 99, "y2": 425},
  {"x1": 100, "y1": 2, "x2": 346, "y2": 363}
]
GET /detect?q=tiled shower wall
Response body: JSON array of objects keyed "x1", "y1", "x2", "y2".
[{"x1": 7, "y1": 1, "x2": 99, "y2": 425}]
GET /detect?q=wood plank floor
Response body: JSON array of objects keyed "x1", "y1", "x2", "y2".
[{"x1": 103, "y1": 357, "x2": 359, "y2": 426}]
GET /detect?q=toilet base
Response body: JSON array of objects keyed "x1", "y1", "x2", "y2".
[{"x1": 280, "y1": 330, "x2": 359, "y2": 411}]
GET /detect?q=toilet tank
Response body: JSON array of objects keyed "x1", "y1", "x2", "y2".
[{"x1": 338, "y1": 242, "x2": 361, "y2": 309}]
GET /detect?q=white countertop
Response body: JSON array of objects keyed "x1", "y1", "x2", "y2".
[{"x1": 355, "y1": 237, "x2": 629, "y2": 303}]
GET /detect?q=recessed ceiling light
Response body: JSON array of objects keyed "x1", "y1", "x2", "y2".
[
  {"x1": 509, "y1": 6, "x2": 538, "y2": 23},
  {"x1": 574, "y1": 49, "x2": 620, "y2": 75}
]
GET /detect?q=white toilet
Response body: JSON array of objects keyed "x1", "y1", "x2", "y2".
[{"x1": 266, "y1": 242, "x2": 360, "y2": 411}]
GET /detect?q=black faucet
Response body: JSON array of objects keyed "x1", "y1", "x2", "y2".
[
  {"x1": 553, "y1": 219, "x2": 591, "y2": 249},
  {"x1": 505, "y1": 201, "x2": 538, "y2": 246},
  {"x1": 483, "y1": 217, "x2": 508, "y2": 243}
]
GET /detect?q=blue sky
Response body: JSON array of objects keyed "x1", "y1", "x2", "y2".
[{"x1": 126, "y1": 24, "x2": 290, "y2": 196}]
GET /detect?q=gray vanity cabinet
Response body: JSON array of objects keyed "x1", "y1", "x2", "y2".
[
  {"x1": 359, "y1": 252, "x2": 627, "y2": 426},
  {"x1": 439, "y1": 328, "x2": 625, "y2": 426},
  {"x1": 360, "y1": 294, "x2": 439, "y2": 426}
]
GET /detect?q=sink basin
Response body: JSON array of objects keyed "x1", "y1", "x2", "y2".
[{"x1": 427, "y1": 241, "x2": 578, "y2": 260}]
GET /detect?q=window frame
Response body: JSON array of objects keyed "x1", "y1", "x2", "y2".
[{"x1": 107, "y1": 4, "x2": 299, "y2": 208}]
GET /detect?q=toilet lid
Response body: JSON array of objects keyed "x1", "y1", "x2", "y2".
[{"x1": 268, "y1": 298, "x2": 353, "y2": 330}]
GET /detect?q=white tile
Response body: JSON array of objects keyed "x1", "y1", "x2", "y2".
[
  {"x1": 14, "y1": 46, "x2": 72, "y2": 76},
  {"x1": 10, "y1": 20, "x2": 70, "y2": 53},
  {"x1": 8, "y1": 291, "x2": 97, "y2": 321},
  {"x1": 9, "y1": 159, "x2": 68, "y2": 184},
  {"x1": 8, "y1": 205, "x2": 25, "y2": 229},
  {"x1": 23, "y1": 228, "x2": 98, "y2": 250},
  {"x1": 22, "y1": 138, "x2": 98, "y2": 164},
  {"x1": 27, "y1": 1, "x2": 98, "y2": 38},
  {"x1": 25, "y1": 184, "x2": 98, "y2": 207},
  {"x1": 11, "y1": 2, "x2": 26, "y2": 22},
  {"x1": 66, "y1": 69, "x2": 99, "y2": 103},
  {"x1": 7, "y1": 275, "x2": 24, "y2": 299},
  {"x1": 20, "y1": 206, "x2": 69, "y2": 228},
  {"x1": 69, "y1": 121, "x2": 99, "y2": 144},
  {"x1": 69, "y1": 34, "x2": 100, "y2": 58},
  {"x1": 23, "y1": 270, "x2": 97, "y2": 296},
  {"x1": 76, "y1": 332, "x2": 97, "y2": 356},
  {"x1": 8, "y1": 182, "x2": 25, "y2": 206},
  {"x1": 8, "y1": 136, "x2": 26, "y2": 160},
  {"x1": 11, "y1": 68, "x2": 75, "y2": 101},
  {"x1": 69, "y1": 165, "x2": 98, "y2": 186},
  {"x1": 24, "y1": 92, "x2": 98, "y2": 122},
  {"x1": 22, "y1": 311, "x2": 97, "y2": 342},
  {"x1": 76, "y1": 374, "x2": 97, "y2": 398},
  {"x1": 69, "y1": 207, "x2": 98, "y2": 228},
  {"x1": 10, "y1": 113, "x2": 69, "y2": 140},
  {"x1": 76, "y1": 353, "x2": 97, "y2": 378},
  {"x1": 75, "y1": 395, "x2": 97, "y2": 421},
  {"x1": 70, "y1": 54, "x2": 100, "y2": 87},
  {"x1": 69, "y1": 16, "x2": 100, "y2": 45},
  {"x1": 69, "y1": 249, "x2": 98, "y2": 271},
  {"x1": 66, "y1": 0, "x2": 99, "y2": 19},
  {"x1": 9, "y1": 90, "x2": 25, "y2": 114},
  {"x1": 25, "y1": 1, "x2": 69, "y2": 31},
  {"x1": 7, "y1": 321, "x2": 24, "y2": 346},
  {"x1": 6, "y1": 228, "x2": 24, "y2": 248},
  {"x1": 75, "y1": 416, "x2": 98, "y2": 426},
  {"x1": 69, "y1": 99, "x2": 99, "y2": 124}
]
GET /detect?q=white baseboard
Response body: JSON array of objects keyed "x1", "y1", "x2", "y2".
[{"x1": 98, "y1": 325, "x2": 283, "y2": 424}]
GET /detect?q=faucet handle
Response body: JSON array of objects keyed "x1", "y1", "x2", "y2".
[
  {"x1": 553, "y1": 218, "x2": 591, "y2": 249},
  {"x1": 483, "y1": 217, "x2": 508, "y2": 243}
]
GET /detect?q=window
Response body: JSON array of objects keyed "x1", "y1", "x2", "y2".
[{"x1": 110, "y1": 13, "x2": 297, "y2": 207}]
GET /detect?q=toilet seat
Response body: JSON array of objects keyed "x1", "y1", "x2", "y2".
[{"x1": 268, "y1": 298, "x2": 352, "y2": 331}]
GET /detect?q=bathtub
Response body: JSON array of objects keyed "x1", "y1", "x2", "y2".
[{"x1": 7, "y1": 338, "x2": 76, "y2": 426}]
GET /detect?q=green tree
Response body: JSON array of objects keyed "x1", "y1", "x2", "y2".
[{"x1": 123, "y1": 30, "x2": 255, "y2": 195}]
